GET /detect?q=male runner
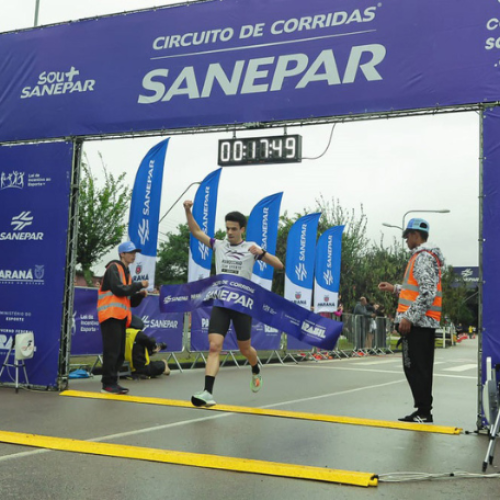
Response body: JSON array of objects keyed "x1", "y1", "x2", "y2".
[{"x1": 184, "y1": 200, "x2": 284, "y2": 407}]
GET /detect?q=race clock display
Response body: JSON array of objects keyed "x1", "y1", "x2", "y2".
[{"x1": 218, "y1": 135, "x2": 302, "y2": 166}]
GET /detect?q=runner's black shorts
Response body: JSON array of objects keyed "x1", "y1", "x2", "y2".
[{"x1": 208, "y1": 306, "x2": 253, "y2": 341}]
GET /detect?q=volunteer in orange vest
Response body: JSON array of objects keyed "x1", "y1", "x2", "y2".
[
  {"x1": 97, "y1": 241, "x2": 148, "y2": 394},
  {"x1": 378, "y1": 218, "x2": 444, "y2": 423}
]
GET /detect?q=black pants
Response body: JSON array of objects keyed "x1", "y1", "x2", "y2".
[
  {"x1": 100, "y1": 318, "x2": 127, "y2": 387},
  {"x1": 135, "y1": 360, "x2": 165, "y2": 378},
  {"x1": 401, "y1": 326, "x2": 435, "y2": 413}
]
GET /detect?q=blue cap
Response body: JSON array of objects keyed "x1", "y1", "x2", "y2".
[
  {"x1": 403, "y1": 218, "x2": 430, "y2": 238},
  {"x1": 118, "y1": 241, "x2": 141, "y2": 254}
]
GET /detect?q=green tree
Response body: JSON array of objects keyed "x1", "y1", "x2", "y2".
[
  {"x1": 77, "y1": 153, "x2": 131, "y2": 285},
  {"x1": 156, "y1": 223, "x2": 190, "y2": 284},
  {"x1": 441, "y1": 266, "x2": 475, "y2": 326},
  {"x1": 155, "y1": 196, "x2": 464, "y2": 328},
  {"x1": 155, "y1": 223, "x2": 226, "y2": 285}
]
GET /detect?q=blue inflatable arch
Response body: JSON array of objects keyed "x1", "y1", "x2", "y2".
[{"x1": 0, "y1": 0, "x2": 498, "y2": 429}]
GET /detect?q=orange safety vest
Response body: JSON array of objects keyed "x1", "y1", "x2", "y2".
[
  {"x1": 397, "y1": 250, "x2": 442, "y2": 322},
  {"x1": 97, "y1": 263, "x2": 132, "y2": 327}
]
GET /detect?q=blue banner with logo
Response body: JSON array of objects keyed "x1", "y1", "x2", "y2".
[
  {"x1": 284, "y1": 213, "x2": 321, "y2": 308},
  {"x1": 0, "y1": 0, "x2": 499, "y2": 142},
  {"x1": 160, "y1": 274, "x2": 342, "y2": 350},
  {"x1": 453, "y1": 266, "x2": 479, "y2": 289},
  {"x1": 191, "y1": 308, "x2": 238, "y2": 352},
  {"x1": 482, "y1": 108, "x2": 500, "y2": 391},
  {"x1": 0, "y1": 142, "x2": 72, "y2": 387},
  {"x1": 128, "y1": 138, "x2": 169, "y2": 291},
  {"x1": 71, "y1": 288, "x2": 184, "y2": 355},
  {"x1": 314, "y1": 225, "x2": 345, "y2": 313},
  {"x1": 246, "y1": 192, "x2": 283, "y2": 290},
  {"x1": 188, "y1": 168, "x2": 221, "y2": 282}
]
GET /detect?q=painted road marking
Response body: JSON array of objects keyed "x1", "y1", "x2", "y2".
[
  {"x1": 0, "y1": 430, "x2": 378, "y2": 488},
  {"x1": 290, "y1": 364, "x2": 475, "y2": 379},
  {"x1": 443, "y1": 364, "x2": 477, "y2": 372},
  {"x1": 61, "y1": 390, "x2": 462, "y2": 435}
]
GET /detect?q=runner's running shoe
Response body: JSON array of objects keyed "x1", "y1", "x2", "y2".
[
  {"x1": 250, "y1": 373, "x2": 262, "y2": 393},
  {"x1": 191, "y1": 390, "x2": 216, "y2": 407}
]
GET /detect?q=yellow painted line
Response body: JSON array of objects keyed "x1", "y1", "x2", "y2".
[
  {"x1": 0, "y1": 430, "x2": 377, "y2": 487},
  {"x1": 61, "y1": 390, "x2": 462, "y2": 435}
]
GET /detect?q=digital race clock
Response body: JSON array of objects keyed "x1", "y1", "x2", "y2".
[{"x1": 218, "y1": 135, "x2": 302, "y2": 166}]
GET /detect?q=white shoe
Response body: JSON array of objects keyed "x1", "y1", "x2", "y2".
[
  {"x1": 191, "y1": 389, "x2": 216, "y2": 407},
  {"x1": 251, "y1": 373, "x2": 262, "y2": 393}
]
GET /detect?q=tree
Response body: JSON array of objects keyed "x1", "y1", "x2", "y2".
[
  {"x1": 155, "y1": 196, "x2": 463, "y2": 328},
  {"x1": 77, "y1": 153, "x2": 131, "y2": 285},
  {"x1": 441, "y1": 266, "x2": 475, "y2": 326},
  {"x1": 155, "y1": 223, "x2": 226, "y2": 285},
  {"x1": 156, "y1": 223, "x2": 190, "y2": 284}
]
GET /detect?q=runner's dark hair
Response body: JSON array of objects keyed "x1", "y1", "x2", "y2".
[{"x1": 225, "y1": 211, "x2": 247, "y2": 229}]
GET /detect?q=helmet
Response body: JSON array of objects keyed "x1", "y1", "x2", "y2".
[{"x1": 403, "y1": 218, "x2": 429, "y2": 238}]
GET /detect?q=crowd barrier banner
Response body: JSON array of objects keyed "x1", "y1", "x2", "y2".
[
  {"x1": 0, "y1": 142, "x2": 73, "y2": 387},
  {"x1": 161, "y1": 274, "x2": 342, "y2": 350},
  {"x1": 190, "y1": 308, "x2": 280, "y2": 352},
  {"x1": 71, "y1": 288, "x2": 184, "y2": 355},
  {"x1": 71, "y1": 287, "x2": 101, "y2": 356},
  {"x1": 0, "y1": 1, "x2": 498, "y2": 142},
  {"x1": 135, "y1": 294, "x2": 184, "y2": 352}
]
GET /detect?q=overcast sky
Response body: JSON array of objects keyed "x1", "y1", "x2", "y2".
[{"x1": 0, "y1": 0, "x2": 480, "y2": 275}]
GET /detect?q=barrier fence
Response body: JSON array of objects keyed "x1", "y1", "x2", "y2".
[{"x1": 71, "y1": 288, "x2": 438, "y2": 372}]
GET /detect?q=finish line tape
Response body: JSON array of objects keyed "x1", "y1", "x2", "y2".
[
  {"x1": 0, "y1": 430, "x2": 378, "y2": 487},
  {"x1": 60, "y1": 390, "x2": 462, "y2": 435}
]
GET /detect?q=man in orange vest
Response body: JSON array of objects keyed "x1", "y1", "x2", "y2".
[
  {"x1": 97, "y1": 241, "x2": 149, "y2": 394},
  {"x1": 378, "y1": 218, "x2": 444, "y2": 423}
]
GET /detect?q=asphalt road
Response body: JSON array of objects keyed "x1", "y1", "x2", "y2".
[{"x1": 0, "y1": 337, "x2": 499, "y2": 500}]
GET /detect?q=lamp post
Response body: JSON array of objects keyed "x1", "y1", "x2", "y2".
[
  {"x1": 401, "y1": 209, "x2": 450, "y2": 237},
  {"x1": 158, "y1": 181, "x2": 201, "y2": 225},
  {"x1": 382, "y1": 209, "x2": 451, "y2": 247},
  {"x1": 34, "y1": 0, "x2": 41, "y2": 26}
]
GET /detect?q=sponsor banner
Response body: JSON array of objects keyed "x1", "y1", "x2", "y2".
[
  {"x1": 160, "y1": 274, "x2": 342, "y2": 350},
  {"x1": 0, "y1": 142, "x2": 73, "y2": 387},
  {"x1": 129, "y1": 138, "x2": 170, "y2": 291},
  {"x1": 314, "y1": 225, "x2": 344, "y2": 313},
  {"x1": 284, "y1": 213, "x2": 321, "y2": 307},
  {"x1": 287, "y1": 333, "x2": 317, "y2": 352},
  {"x1": 453, "y1": 266, "x2": 479, "y2": 288},
  {"x1": 71, "y1": 288, "x2": 184, "y2": 355},
  {"x1": 247, "y1": 192, "x2": 283, "y2": 290},
  {"x1": 191, "y1": 308, "x2": 238, "y2": 352},
  {"x1": 188, "y1": 168, "x2": 221, "y2": 282},
  {"x1": 482, "y1": 109, "x2": 500, "y2": 390},
  {"x1": 70, "y1": 287, "x2": 101, "y2": 355},
  {"x1": 190, "y1": 307, "x2": 280, "y2": 352},
  {"x1": 0, "y1": 1, "x2": 499, "y2": 142},
  {"x1": 134, "y1": 294, "x2": 184, "y2": 351}
]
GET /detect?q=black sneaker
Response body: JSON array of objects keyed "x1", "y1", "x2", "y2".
[
  {"x1": 398, "y1": 411, "x2": 433, "y2": 423},
  {"x1": 101, "y1": 385, "x2": 121, "y2": 394},
  {"x1": 101, "y1": 385, "x2": 129, "y2": 395}
]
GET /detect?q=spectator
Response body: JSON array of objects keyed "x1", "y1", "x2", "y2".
[{"x1": 125, "y1": 328, "x2": 170, "y2": 378}]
